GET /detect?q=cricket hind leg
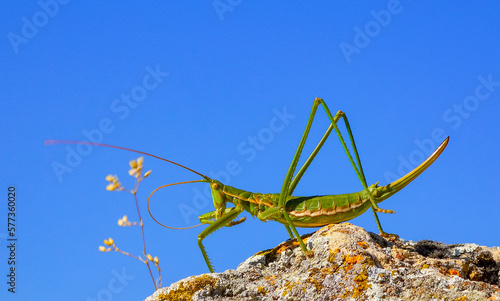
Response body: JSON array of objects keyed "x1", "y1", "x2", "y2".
[
  {"x1": 279, "y1": 98, "x2": 392, "y2": 237},
  {"x1": 275, "y1": 98, "x2": 331, "y2": 254},
  {"x1": 275, "y1": 98, "x2": 349, "y2": 253},
  {"x1": 320, "y1": 105, "x2": 395, "y2": 234}
]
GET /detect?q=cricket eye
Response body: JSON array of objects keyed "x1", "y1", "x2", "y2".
[{"x1": 212, "y1": 182, "x2": 219, "y2": 190}]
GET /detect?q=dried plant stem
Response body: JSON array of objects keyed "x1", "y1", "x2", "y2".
[
  {"x1": 132, "y1": 189, "x2": 158, "y2": 290},
  {"x1": 114, "y1": 248, "x2": 143, "y2": 262},
  {"x1": 102, "y1": 157, "x2": 161, "y2": 290}
]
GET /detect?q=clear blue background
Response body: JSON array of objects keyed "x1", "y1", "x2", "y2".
[{"x1": 1, "y1": 1, "x2": 499, "y2": 300}]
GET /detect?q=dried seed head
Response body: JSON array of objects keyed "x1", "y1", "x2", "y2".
[
  {"x1": 99, "y1": 246, "x2": 106, "y2": 252},
  {"x1": 154, "y1": 256, "x2": 159, "y2": 265},
  {"x1": 129, "y1": 159, "x2": 138, "y2": 169},
  {"x1": 129, "y1": 168, "x2": 140, "y2": 178},
  {"x1": 127, "y1": 157, "x2": 144, "y2": 178},
  {"x1": 105, "y1": 175, "x2": 122, "y2": 191},
  {"x1": 104, "y1": 238, "x2": 114, "y2": 246},
  {"x1": 147, "y1": 254, "x2": 153, "y2": 262}
]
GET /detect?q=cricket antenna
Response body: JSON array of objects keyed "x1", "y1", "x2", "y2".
[
  {"x1": 44, "y1": 140, "x2": 209, "y2": 179},
  {"x1": 147, "y1": 180, "x2": 207, "y2": 230}
]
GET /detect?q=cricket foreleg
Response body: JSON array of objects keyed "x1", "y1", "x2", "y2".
[
  {"x1": 199, "y1": 208, "x2": 246, "y2": 226},
  {"x1": 226, "y1": 217, "x2": 246, "y2": 227},
  {"x1": 197, "y1": 207, "x2": 243, "y2": 273}
]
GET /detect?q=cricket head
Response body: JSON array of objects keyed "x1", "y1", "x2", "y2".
[
  {"x1": 207, "y1": 179, "x2": 228, "y2": 219},
  {"x1": 371, "y1": 137, "x2": 449, "y2": 202}
]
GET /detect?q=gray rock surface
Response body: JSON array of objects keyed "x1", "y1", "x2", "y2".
[{"x1": 145, "y1": 223, "x2": 499, "y2": 301}]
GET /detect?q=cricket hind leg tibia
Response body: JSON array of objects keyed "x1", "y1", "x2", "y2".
[
  {"x1": 312, "y1": 99, "x2": 394, "y2": 233},
  {"x1": 315, "y1": 101, "x2": 395, "y2": 234},
  {"x1": 322, "y1": 105, "x2": 395, "y2": 233}
]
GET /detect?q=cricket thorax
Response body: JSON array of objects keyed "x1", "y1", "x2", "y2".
[{"x1": 220, "y1": 184, "x2": 280, "y2": 216}]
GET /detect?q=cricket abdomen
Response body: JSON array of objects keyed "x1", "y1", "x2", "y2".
[
  {"x1": 222, "y1": 183, "x2": 378, "y2": 227},
  {"x1": 276, "y1": 191, "x2": 373, "y2": 227}
]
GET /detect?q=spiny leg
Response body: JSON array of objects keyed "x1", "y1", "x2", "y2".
[
  {"x1": 197, "y1": 207, "x2": 243, "y2": 273},
  {"x1": 322, "y1": 104, "x2": 395, "y2": 234},
  {"x1": 276, "y1": 98, "x2": 332, "y2": 253},
  {"x1": 277, "y1": 98, "x2": 396, "y2": 253},
  {"x1": 285, "y1": 98, "x2": 393, "y2": 234},
  {"x1": 199, "y1": 208, "x2": 246, "y2": 227}
]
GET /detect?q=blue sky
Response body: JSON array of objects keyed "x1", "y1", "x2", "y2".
[{"x1": 1, "y1": 1, "x2": 499, "y2": 300}]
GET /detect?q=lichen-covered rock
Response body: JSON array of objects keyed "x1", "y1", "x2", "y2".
[{"x1": 145, "y1": 223, "x2": 500, "y2": 301}]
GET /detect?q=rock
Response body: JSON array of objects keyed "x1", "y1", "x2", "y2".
[{"x1": 145, "y1": 223, "x2": 500, "y2": 301}]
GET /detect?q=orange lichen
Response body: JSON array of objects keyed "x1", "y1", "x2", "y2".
[
  {"x1": 380, "y1": 232, "x2": 399, "y2": 241},
  {"x1": 357, "y1": 241, "x2": 369, "y2": 249},
  {"x1": 328, "y1": 248, "x2": 340, "y2": 263},
  {"x1": 306, "y1": 274, "x2": 323, "y2": 292},
  {"x1": 257, "y1": 286, "x2": 267, "y2": 295},
  {"x1": 343, "y1": 254, "x2": 364, "y2": 272},
  {"x1": 395, "y1": 253, "x2": 405, "y2": 260},
  {"x1": 281, "y1": 280, "x2": 302, "y2": 296},
  {"x1": 272, "y1": 235, "x2": 311, "y2": 254},
  {"x1": 340, "y1": 269, "x2": 372, "y2": 299},
  {"x1": 448, "y1": 269, "x2": 461, "y2": 277},
  {"x1": 352, "y1": 270, "x2": 371, "y2": 298},
  {"x1": 156, "y1": 275, "x2": 216, "y2": 301},
  {"x1": 336, "y1": 253, "x2": 374, "y2": 299},
  {"x1": 276, "y1": 243, "x2": 292, "y2": 254},
  {"x1": 264, "y1": 275, "x2": 277, "y2": 287}
]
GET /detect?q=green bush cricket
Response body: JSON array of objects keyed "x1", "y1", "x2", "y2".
[{"x1": 46, "y1": 98, "x2": 449, "y2": 273}]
